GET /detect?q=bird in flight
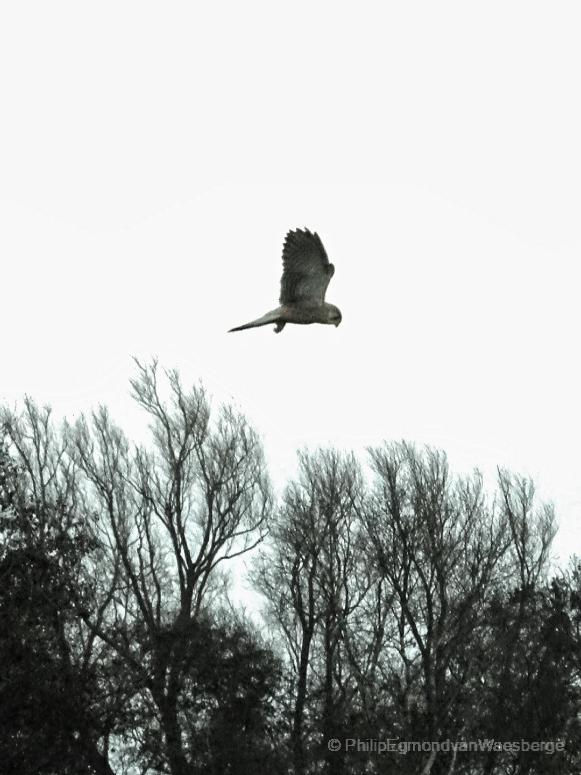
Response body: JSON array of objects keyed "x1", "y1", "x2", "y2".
[{"x1": 229, "y1": 228, "x2": 342, "y2": 333}]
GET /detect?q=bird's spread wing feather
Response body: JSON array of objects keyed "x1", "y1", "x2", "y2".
[{"x1": 279, "y1": 228, "x2": 334, "y2": 306}]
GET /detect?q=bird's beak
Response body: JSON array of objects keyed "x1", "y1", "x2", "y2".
[{"x1": 334, "y1": 321, "x2": 340, "y2": 328}]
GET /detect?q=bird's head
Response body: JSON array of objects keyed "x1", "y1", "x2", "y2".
[{"x1": 327, "y1": 305, "x2": 342, "y2": 327}]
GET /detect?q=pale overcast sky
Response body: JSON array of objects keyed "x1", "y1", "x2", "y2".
[{"x1": 1, "y1": 2, "x2": 580, "y2": 567}]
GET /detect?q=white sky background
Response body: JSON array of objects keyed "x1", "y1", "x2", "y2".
[{"x1": 1, "y1": 2, "x2": 580, "y2": 582}]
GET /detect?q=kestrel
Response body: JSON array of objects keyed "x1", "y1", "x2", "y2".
[{"x1": 229, "y1": 228, "x2": 342, "y2": 333}]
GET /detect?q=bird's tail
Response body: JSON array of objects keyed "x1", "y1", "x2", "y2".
[{"x1": 228, "y1": 309, "x2": 282, "y2": 333}]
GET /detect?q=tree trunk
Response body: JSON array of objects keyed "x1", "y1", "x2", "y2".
[
  {"x1": 85, "y1": 746, "x2": 118, "y2": 775},
  {"x1": 292, "y1": 629, "x2": 314, "y2": 775},
  {"x1": 322, "y1": 627, "x2": 344, "y2": 775},
  {"x1": 159, "y1": 697, "x2": 189, "y2": 775},
  {"x1": 420, "y1": 747, "x2": 438, "y2": 774}
]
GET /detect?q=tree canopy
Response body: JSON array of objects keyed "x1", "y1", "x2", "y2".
[{"x1": 1, "y1": 362, "x2": 579, "y2": 775}]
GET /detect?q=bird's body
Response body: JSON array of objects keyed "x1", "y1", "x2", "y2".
[
  {"x1": 228, "y1": 228, "x2": 341, "y2": 333},
  {"x1": 228, "y1": 302, "x2": 340, "y2": 333}
]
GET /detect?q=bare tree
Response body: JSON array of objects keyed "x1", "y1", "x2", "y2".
[
  {"x1": 362, "y1": 442, "x2": 511, "y2": 775},
  {"x1": 497, "y1": 468, "x2": 556, "y2": 591},
  {"x1": 254, "y1": 449, "x2": 366, "y2": 775},
  {"x1": 69, "y1": 360, "x2": 271, "y2": 775},
  {"x1": 1, "y1": 400, "x2": 119, "y2": 775},
  {"x1": 479, "y1": 469, "x2": 557, "y2": 775}
]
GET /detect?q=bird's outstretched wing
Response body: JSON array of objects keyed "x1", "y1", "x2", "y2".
[{"x1": 279, "y1": 228, "x2": 334, "y2": 306}]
